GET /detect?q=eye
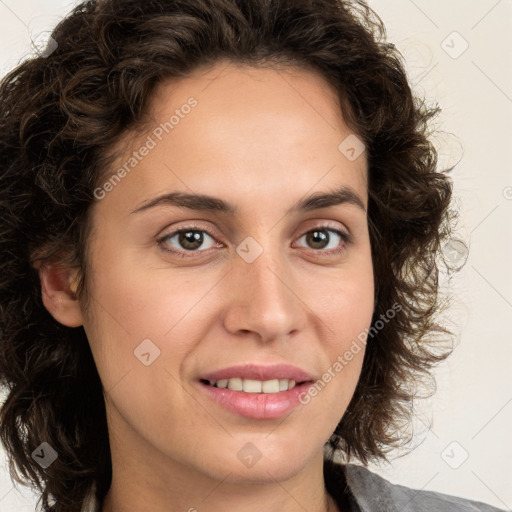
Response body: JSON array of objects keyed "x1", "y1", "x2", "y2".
[
  {"x1": 295, "y1": 226, "x2": 351, "y2": 255},
  {"x1": 158, "y1": 226, "x2": 220, "y2": 257}
]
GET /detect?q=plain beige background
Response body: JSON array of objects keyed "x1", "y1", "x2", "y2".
[{"x1": 0, "y1": 0, "x2": 511, "y2": 510}]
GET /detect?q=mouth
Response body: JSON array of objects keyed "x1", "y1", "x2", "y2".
[
  {"x1": 196, "y1": 363, "x2": 316, "y2": 419},
  {"x1": 197, "y1": 378, "x2": 314, "y2": 420}
]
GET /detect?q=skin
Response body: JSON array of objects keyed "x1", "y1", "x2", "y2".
[{"x1": 37, "y1": 60, "x2": 374, "y2": 512}]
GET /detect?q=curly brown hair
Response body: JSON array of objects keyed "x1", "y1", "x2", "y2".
[{"x1": 0, "y1": 0, "x2": 458, "y2": 510}]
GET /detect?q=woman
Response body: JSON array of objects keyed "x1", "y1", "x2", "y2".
[{"x1": 0, "y1": 0, "x2": 503, "y2": 511}]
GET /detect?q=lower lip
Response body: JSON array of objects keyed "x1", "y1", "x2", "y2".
[{"x1": 198, "y1": 380, "x2": 314, "y2": 419}]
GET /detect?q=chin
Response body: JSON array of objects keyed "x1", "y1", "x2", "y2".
[{"x1": 196, "y1": 437, "x2": 317, "y2": 484}]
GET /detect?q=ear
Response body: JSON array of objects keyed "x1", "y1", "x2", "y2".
[{"x1": 33, "y1": 260, "x2": 84, "y2": 328}]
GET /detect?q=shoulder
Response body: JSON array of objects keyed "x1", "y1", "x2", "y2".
[{"x1": 343, "y1": 463, "x2": 506, "y2": 512}]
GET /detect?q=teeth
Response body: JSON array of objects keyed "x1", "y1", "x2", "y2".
[
  {"x1": 243, "y1": 379, "x2": 262, "y2": 393},
  {"x1": 210, "y1": 378, "x2": 297, "y2": 393}
]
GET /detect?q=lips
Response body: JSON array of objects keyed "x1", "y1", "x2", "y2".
[{"x1": 198, "y1": 363, "x2": 316, "y2": 383}]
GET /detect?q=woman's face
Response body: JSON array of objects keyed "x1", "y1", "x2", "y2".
[{"x1": 81, "y1": 61, "x2": 374, "y2": 483}]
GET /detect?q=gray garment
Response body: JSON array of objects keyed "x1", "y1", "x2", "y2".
[
  {"x1": 343, "y1": 464, "x2": 506, "y2": 512},
  {"x1": 78, "y1": 463, "x2": 506, "y2": 512}
]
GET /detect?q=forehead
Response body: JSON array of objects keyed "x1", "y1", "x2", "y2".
[
  {"x1": 150, "y1": 60, "x2": 346, "y2": 122},
  {"x1": 145, "y1": 60, "x2": 351, "y2": 153},
  {"x1": 97, "y1": 60, "x2": 368, "y2": 219}
]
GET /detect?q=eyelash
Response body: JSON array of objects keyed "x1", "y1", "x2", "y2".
[{"x1": 156, "y1": 223, "x2": 352, "y2": 259}]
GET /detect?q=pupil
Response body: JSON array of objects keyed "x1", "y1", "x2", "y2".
[
  {"x1": 179, "y1": 230, "x2": 203, "y2": 250},
  {"x1": 308, "y1": 230, "x2": 328, "y2": 249}
]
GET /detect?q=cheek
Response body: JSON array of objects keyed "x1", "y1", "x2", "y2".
[
  {"x1": 316, "y1": 256, "x2": 374, "y2": 391},
  {"x1": 84, "y1": 240, "x2": 200, "y2": 339},
  {"x1": 81, "y1": 242, "x2": 223, "y2": 413},
  {"x1": 81, "y1": 262, "x2": 194, "y2": 443},
  {"x1": 322, "y1": 255, "x2": 375, "y2": 342}
]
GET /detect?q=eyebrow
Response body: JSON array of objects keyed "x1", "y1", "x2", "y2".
[{"x1": 130, "y1": 185, "x2": 366, "y2": 216}]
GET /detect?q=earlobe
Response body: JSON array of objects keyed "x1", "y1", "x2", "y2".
[{"x1": 34, "y1": 261, "x2": 84, "y2": 328}]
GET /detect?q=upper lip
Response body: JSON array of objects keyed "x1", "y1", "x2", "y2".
[{"x1": 199, "y1": 363, "x2": 315, "y2": 383}]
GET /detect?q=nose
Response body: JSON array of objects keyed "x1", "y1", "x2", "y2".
[{"x1": 222, "y1": 242, "x2": 308, "y2": 343}]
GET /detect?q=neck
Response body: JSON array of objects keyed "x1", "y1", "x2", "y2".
[
  {"x1": 101, "y1": 454, "x2": 340, "y2": 512},
  {"x1": 101, "y1": 423, "x2": 341, "y2": 512}
]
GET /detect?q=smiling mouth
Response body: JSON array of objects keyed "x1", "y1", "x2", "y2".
[{"x1": 197, "y1": 377, "x2": 315, "y2": 419}]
